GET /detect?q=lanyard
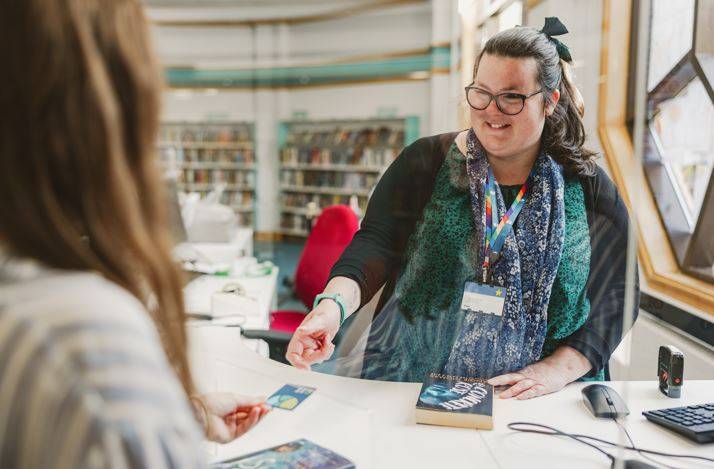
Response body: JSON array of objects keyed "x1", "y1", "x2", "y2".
[{"x1": 482, "y1": 167, "x2": 529, "y2": 283}]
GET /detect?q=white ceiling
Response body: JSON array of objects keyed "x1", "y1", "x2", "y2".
[
  {"x1": 144, "y1": 0, "x2": 385, "y2": 8},
  {"x1": 145, "y1": 0, "x2": 429, "y2": 26}
]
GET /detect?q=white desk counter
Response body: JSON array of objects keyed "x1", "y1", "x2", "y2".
[
  {"x1": 188, "y1": 329, "x2": 714, "y2": 468},
  {"x1": 483, "y1": 379, "x2": 714, "y2": 468}
]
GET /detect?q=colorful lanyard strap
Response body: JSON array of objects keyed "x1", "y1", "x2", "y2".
[{"x1": 482, "y1": 167, "x2": 529, "y2": 283}]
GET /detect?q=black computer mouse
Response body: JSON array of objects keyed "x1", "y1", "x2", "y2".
[
  {"x1": 620, "y1": 459, "x2": 657, "y2": 469},
  {"x1": 582, "y1": 384, "x2": 630, "y2": 418}
]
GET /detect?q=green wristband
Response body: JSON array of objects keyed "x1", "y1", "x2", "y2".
[{"x1": 313, "y1": 293, "x2": 346, "y2": 325}]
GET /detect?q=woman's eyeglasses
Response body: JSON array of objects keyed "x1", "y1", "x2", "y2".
[{"x1": 465, "y1": 84, "x2": 544, "y2": 115}]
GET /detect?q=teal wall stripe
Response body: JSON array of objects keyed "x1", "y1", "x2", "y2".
[
  {"x1": 404, "y1": 116, "x2": 420, "y2": 146},
  {"x1": 277, "y1": 122, "x2": 288, "y2": 148},
  {"x1": 166, "y1": 46, "x2": 451, "y2": 87}
]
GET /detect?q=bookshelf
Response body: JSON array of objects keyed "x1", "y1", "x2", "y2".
[
  {"x1": 158, "y1": 122, "x2": 256, "y2": 228},
  {"x1": 278, "y1": 117, "x2": 418, "y2": 237}
]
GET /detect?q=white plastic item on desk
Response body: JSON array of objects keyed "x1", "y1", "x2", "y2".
[{"x1": 186, "y1": 200, "x2": 237, "y2": 243}]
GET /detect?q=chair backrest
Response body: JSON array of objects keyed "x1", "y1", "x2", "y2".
[{"x1": 293, "y1": 205, "x2": 359, "y2": 309}]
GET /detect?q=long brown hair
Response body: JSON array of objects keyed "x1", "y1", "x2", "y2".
[
  {"x1": 475, "y1": 26, "x2": 597, "y2": 176},
  {"x1": 0, "y1": 0, "x2": 193, "y2": 395}
]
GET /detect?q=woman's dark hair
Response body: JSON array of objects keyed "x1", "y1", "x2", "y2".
[{"x1": 475, "y1": 26, "x2": 597, "y2": 177}]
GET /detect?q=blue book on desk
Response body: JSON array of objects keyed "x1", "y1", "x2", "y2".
[
  {"x1": 415, "y1": 372, "x2": 494, "y2": 430},
  {"x1": 212, "y1": 439, "x2": 355, "y2": 469}
]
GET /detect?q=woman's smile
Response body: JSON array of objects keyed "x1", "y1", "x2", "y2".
[{"x1": 484, "y1": 121, "x2": 512, "y2": 132}]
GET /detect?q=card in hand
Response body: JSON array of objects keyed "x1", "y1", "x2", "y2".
[{"x1": 266, "y1": 384, "x2": 316, "y2": 410}]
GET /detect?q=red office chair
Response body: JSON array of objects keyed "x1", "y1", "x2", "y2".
[{"x1": 242, "y1": 205, "x2": 359, "y2": 362}]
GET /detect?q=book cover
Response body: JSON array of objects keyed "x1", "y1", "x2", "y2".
[
  {"x1": 415, "y1": 372, "x2": 494, "y2": 430},
  {"x1": 212, "y1": 439, "x2": 355, "y2": 469}
]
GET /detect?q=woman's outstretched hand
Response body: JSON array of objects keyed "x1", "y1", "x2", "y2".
[{"x1": 286, "y1": 300, "x2": 341, "y2": 370}]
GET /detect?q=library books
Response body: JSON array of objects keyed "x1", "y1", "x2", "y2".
[
  {"x1": 415, "y1": 372, "x2": 494, "y2": 430},
  {"x1": 212, "y1": 438, "x2": 354, "y2": 469}
]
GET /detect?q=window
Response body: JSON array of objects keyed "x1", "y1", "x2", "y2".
[{"x1": 636, "y1": 0, "x2": 714, "y2": 282}]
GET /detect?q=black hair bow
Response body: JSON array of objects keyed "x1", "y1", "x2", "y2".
[{"x1": 541, "y1": 17, "x2": 572, "y2": 63}]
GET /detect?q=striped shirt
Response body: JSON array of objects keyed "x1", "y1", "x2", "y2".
[{"x1": 0, "y1": 256, "x2": 207, "y2": 469}]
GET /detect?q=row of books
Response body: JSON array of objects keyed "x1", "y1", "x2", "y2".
[
  {"x1": 236, "y1": 212, "x2": 254, "y2": 227},
  {"x1": 283, "y1": 126, "x2": 404, "y2": 148},
  {"x1": 159, "y1": 123, "x2": 255, "y2": 229},
  {"x1": 281, "y1": 145, "x2": 400, "y2": 168},
  {"x1": 174, "y1": 148, "x2": 255, "y2": 164},
  {"x1": 181, "y1": 169, "x2": 255, "y2": 185},
  {"x1": 280, "y1": 213, "x2": 311, "y2": 233},
  {"x1": 281, "y1": 193, "x2": 367, "y2": 211},
  {"x1": 220, "y1": 191, "x2": 254, "y2": 206},
  {"x1": 281, "y1": 127, "x2": 403, "y2": 167},
  {"x1": 160, "y1": 125, "x2": 253, "y2": 144},
  {"x1": 280, "y1": 170, "x2": 378, "y2": 189}
]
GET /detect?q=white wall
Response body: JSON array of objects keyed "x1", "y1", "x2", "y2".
[
  {"x1": 430, "y1": 0, "x2": 461, "y2": 134},
  {"x1": 284, "y1": 80, "x2": 431, "y2": 133},
  {"x1": 288, "y1": 3, "x2": 432, "y2": 61},
  {"x1": 162, "y1": 89, "x2": 255, "y2": 122},
  {"x1": 152, "y1": 26, "x2": 255, "y2": 67}
]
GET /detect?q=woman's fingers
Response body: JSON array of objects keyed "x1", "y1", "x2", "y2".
[
  {"x1": 515, "y1": 384, "x2": 547, "y2": 400},
  {"x1": 286, "y1": 335, "x2": 312, "y2": 369},
  {"x1": 307, "y1": 338, "x2": 335, "y2": 364},
  {"x1": 286, "y1": 322, "x2": 334, "y2": 369},
  {"x1": 487, "y1": 373, "x2": 524, "y2": 387},
  {"x1": 203, "y1": 400, "x2": 270, "y2": 443},
  {"x1": 287, "y1": 350, "x2": 310, "y2": 370},
  {"x1": 499, "y1": 378, "x2": 537, "y2": 399},
  {"x1": 210, "y1": 414, "x2": 233, "y2": 443},
  {"x1": 239, "y1": 407, "x2": 262, "y2": 434}
]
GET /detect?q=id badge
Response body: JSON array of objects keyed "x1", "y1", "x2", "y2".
[{"x1": 460, "y1": 281, "x2": 505, "y2": 317}]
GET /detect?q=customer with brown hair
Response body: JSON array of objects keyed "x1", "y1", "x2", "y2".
[{"x1": 0, "y1": 0, "x2": 267, "y2": 467}]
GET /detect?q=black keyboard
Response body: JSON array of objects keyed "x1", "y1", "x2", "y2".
[{"x1": 643, "y1": 403, "x2": 714, "y2": 444}]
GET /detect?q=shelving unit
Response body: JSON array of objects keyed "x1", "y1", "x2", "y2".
[
  {"x1": 278, "y1": 117, "x2": 418, "y2": 237},
  {"x1": 158, "y1": 122, "x2": 256, "y2": 228}
]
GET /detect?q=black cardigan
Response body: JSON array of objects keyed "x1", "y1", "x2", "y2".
[{"x1": 330, "y1": 132, "x2": 639, "y2": 377}]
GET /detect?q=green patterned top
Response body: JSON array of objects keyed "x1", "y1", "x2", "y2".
[{"x1": 394, "y1": 143, "x2": 604, "y2": 380}]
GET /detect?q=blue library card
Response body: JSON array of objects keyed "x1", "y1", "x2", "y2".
[{"x1": 266, "y1": 384, "x2": 316, "y2": 411}]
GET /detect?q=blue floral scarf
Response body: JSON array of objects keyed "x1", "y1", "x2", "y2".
[{"x1": 443, "y1": 130, "x2": 566, "y2": 377}]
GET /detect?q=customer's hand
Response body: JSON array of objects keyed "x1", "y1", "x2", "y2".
[
  {"x1": 487, "y1": 346, "x2": 591, "y2": 400},
  {"x1": 191, "y1": 393, "x2": 270, "y2": 444},
  {"x1": 286, "y1": 300, "x2": 341, "y2": 370}
]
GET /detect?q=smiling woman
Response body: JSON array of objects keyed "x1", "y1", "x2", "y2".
[{"x1": 286, "y1": 17, "x2": 638, "y2": 401}]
